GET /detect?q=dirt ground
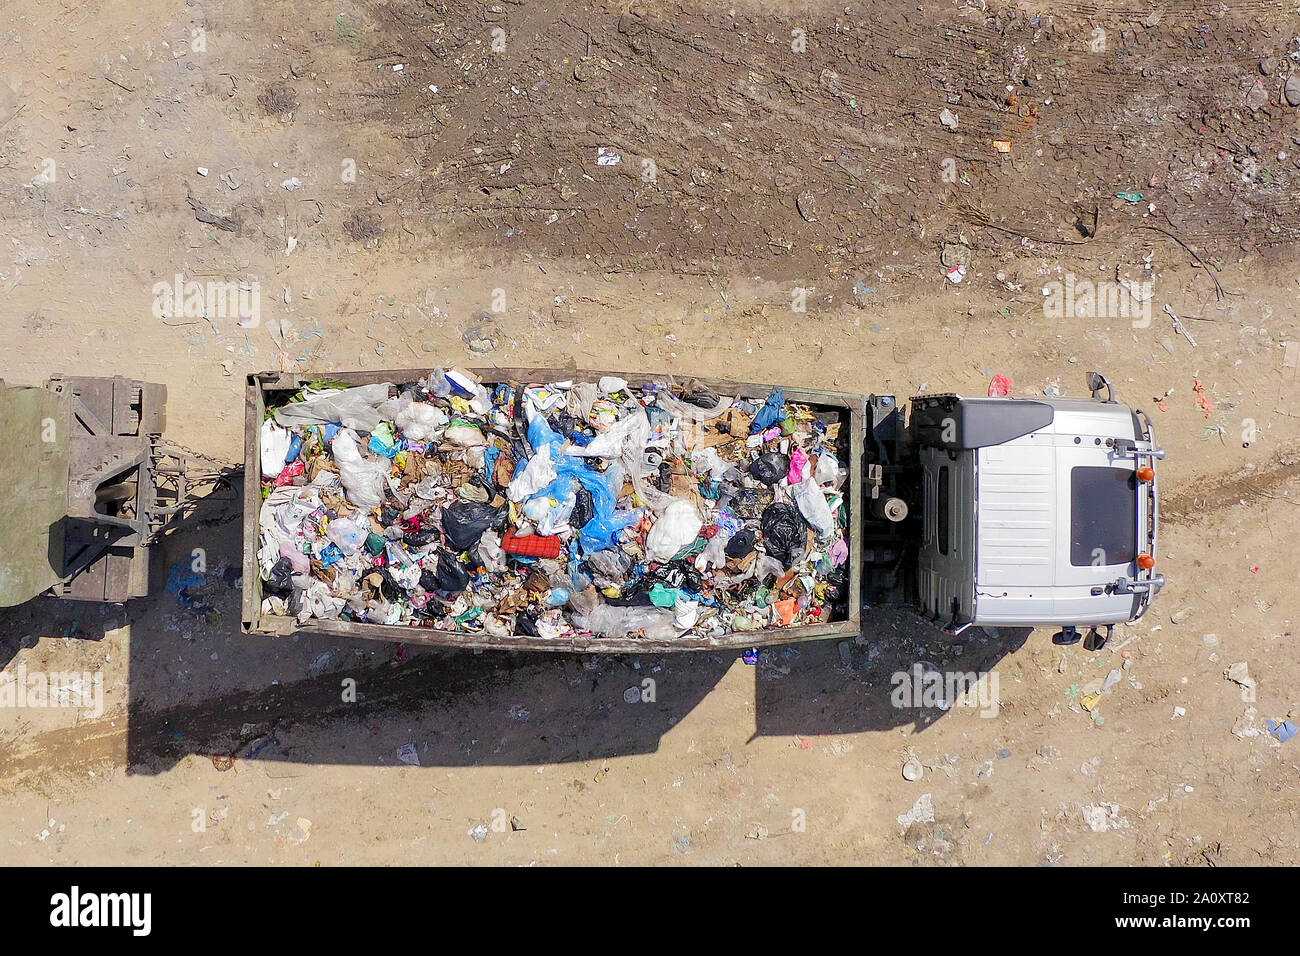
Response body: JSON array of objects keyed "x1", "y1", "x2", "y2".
[{"x1": 3, "y1": 0, "x2": 1300, "y2": 864}]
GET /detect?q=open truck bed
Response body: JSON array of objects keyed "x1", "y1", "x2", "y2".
[{"x1": 241, "y1": 369, "x2": 869, "y2": 652}]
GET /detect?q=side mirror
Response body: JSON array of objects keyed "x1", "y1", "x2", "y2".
[{"x1": 1087, "y1": 371, "x2": 1114, "y2": 402}]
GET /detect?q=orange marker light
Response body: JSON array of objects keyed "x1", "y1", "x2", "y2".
[
  {"x1": 1136, "y1": 466, "x2": 1155, "y2": 482},
  {"x1": 1136, "y1": 553, "x2": 1156, "y2": 570}
]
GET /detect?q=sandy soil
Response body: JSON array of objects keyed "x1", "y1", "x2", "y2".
[{"x1": 2, "y1": 0, "x2": 1299, "y2": 864}]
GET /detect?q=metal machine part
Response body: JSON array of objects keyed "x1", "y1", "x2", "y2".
[{"x1": 0, "y1": 376, "x2": 238, "y2": 607}]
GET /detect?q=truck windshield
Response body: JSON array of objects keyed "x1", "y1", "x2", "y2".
[{"x1": 1070, "y1": 466, "x2": 1137, "y2": 567}]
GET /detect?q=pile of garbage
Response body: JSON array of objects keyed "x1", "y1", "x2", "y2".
[{"x1": 257, "y1": 370, "x2": 850, "y2": 641}]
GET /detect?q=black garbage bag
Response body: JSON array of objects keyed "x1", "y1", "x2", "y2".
[
  {"x1": 653, "y1": 460, "x2": 672, "y2": 493},
  {"x1": 515, "y1": 612, "x2": 540, "y2": 636},
  {"x1": 761, "y1": 503, "x2": 807, "y2": 567},
  {"x1": 432, "y1": 554, "x2": 471, "y2": 594},
  {"x1": 681, "y1": 385, "x2": 720, "y2": 409},
  {"x1": 647, "y1": 559, "x2": 703, "y2": 592},
  {"x1": 404, "y1": 524, "x2": 439, "y2": 548},
  {"x1": 605, "y1": 583, "x2": 656, "y2": 607},
  {"x1": 725, "y1": 528, "x2": 758, "y2": 559},
  {"x1": 569, "y1": 483, "x2": 595, "y2": 529},
  {"x1": 263, "y1": 556, "x2": 297, "y2": 597},
  {"x1": 441, "y1": 501, "x2": 505, "y2": 551},
  {"x1": 548, "y1": 412, "x2": 579, "y2": 439},
  {"x1": 749, "y1": 452, "x2": 790, "y2": 486}
]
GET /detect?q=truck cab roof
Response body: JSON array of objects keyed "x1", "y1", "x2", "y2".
[{"x1": 915, "y1": 390, "x2": 1162, "y2": 634}]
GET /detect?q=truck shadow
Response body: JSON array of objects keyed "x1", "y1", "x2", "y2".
[{"x1": 1, "y1": 493, "x2": 1033, "y2": 774}]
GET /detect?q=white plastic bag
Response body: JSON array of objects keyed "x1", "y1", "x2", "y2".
[
  {"x1": 794, "y1": 477, "x2": 835, "y2": 538},
  {"x1": 814, "y1": 451, "x2": 840, "y2": 486},
  {"x1": 326, "y1": 515, "x2": 368, "y2": 554},
  {"x1": 508, "y1": 444, "x2": 557, "y2": 501},
  {"x1": 645, "y1": 498, "x2": 703, "y2": 562},
  {"x1": 273, "y1": 383, "x2": 394, "y2": 431},
  {"x1": 694, "y1": 532, "x2": 730, "y2": 572},
  {"x1": 572, "y1": 605, "x2": 676, "y2": 640},
  {"x1": 331, "y1": 429, "x2": 387, "y2": 511},
  {"x1": 260, "y1": 420, "x2": 292, "y2": 477},
  {"x1": 393, "y1": 397, "x2": 448, "y2": 442},
  {"x1": 478, "y1": 529, "x2": 507, "y2": 573}
]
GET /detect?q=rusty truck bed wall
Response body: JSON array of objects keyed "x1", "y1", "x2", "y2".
[{"x1": 242, "y1": 368, "x2": 864, "y2": 652}]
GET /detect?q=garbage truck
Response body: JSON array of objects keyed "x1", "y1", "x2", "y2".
[
  {"x1": 1, "y1": 368, "x2": 1163, "y2": 654},
  {"x1": 242, "y1": 367, "x2": 1163, "y2": 652}
]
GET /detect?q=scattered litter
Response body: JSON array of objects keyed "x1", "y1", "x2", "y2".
[
  {"x1": 1082, "y1": 802, "x2": 1130, "y2": 832},
  {"x1": 1164, "y1": 304, "x2": 1197, "y2": 347},
  {"x1": 897, "y1": 793, "x2": 934, "y2": 827},
  {"x1": 1232, "y1": 707, "x2": 1261, "y2": 739},
  {"x1": 901, "y1": 757, "x2": 923, "y2": 781},
  {"x1": 1193, "y1": 379, "x2": 1215, "y2": 417},
  {"x1": 1268, "y1": 719, "x2": 1298, "y2": 743},
  {"x1": 596, "y1": 147, "x2": 622, "y2": 167},
  {"x1": 1116, "y1": 190, "x2": 1144, "y2": 203},
  {"x1": 939, "y1": 108, "x2": 959, "y2": 130},
  {"x1": 992, "y1": 140, "x2": 1012, "y2": 153},
  {"x1": 396, "y1": 743, "x2": 420, "y2": 765},
  {"x1": 987, "y1": 373, "x2": 1014, "y2": 397},
  {"x1": 281, "y1": 178, "x2": 303, "y2": 191},
  {"x1": 1224, "y1": 661, "x2": 1256, "y2": 694}
]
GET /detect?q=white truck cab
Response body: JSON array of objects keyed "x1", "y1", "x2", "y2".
[{"x1": 911, "y1": 373, "x2": 1163, "y2": 649}]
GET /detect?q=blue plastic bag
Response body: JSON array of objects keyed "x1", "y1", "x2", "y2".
[{"x1": 750, "y1": 387, "x2": 785, "y2": 433}]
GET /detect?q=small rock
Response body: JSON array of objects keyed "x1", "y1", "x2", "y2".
[
  {"x1": 1170, "y1": 607, "x2": 1193, "y2": 625},
  {"x1": 1286, "y1": 74, "x2": 1300, "y2": 107},
  {"x1": 940, "y1": 242, "x2": 971, "y2": 268},
  {"x1": 1245, "y1": 77, "x2": 1269, "y2": 112},
  {"x1": 796, "y1": 190, "x2": 818, "y2": 222},
  {"x1": 939, "y1": 108, "x2": 959, "y2": 131}
]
